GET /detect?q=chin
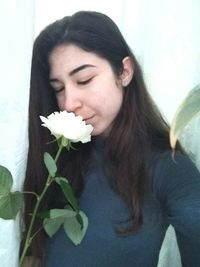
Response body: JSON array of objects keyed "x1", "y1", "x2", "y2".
[
  {"x1": 92, "y1": 130, "x2": 110, "y2": 138},
  {"x1": 90, "y1": 123, "x2": 110, "y2": 137},
  {"x1": 91, "y1": 128, "x2": 103, "y2": 137},
  {"x1": 91, "y1": 130, "x2": 100, "y2": 136}
]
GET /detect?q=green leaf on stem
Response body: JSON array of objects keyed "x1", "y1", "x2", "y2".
[
  {"x1": 44, "y1": 152, "x2": 57, "y2": 177},
  {"x1": 76, "y1": 213, "x2": 84, "y2": 230},
  {"x1": 0, "y1": 166, "x2": 22, "y2": 219},
  {"x1": 42, "y1": 208, "x2": 88, "y2": 244},
  {"x1": 0, "y1": 165, "x2": 13, "y2": 194},
  {"x1": 55, "y1": 177, "x2": 79, "y2": 212},
  {"x1": 43, "y1": 208, "x2": 77, "y2": 237},
  {"x1": 43, "y1": 208, "x2": 76, "y2": 219},
  {"x1": 0, "y1": 192, "x2": 23, "y2": 219},
  {"x1": 43, "y1": 217, "x2": 64, "y2": 237},
  {"x1": 63, "y1": 211, "x2": 88, "y2": 245}
]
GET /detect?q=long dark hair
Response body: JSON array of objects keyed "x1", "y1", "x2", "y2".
[{"x1": 24, "y1": 10, "x2": 171, "y2": 265}]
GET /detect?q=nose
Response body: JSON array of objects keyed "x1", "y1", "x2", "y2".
[{"x1": 62, "y1": 88, "x2": 82, "y2": 113}]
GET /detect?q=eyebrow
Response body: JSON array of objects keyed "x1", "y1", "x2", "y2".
[
  {"x1": 49, "y1": 64, "x2": 96, "y2": 83},
  {"x1": 69, "y1": 64, "x2": 96, "y2": 76}
]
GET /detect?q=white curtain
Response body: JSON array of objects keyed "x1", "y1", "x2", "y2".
[{"x1": 0, "y1": 1, "x2": 199, "y2": 266}]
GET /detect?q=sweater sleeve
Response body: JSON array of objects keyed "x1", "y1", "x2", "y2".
[{"x1": 151, "y1": 151, "x2": 200, "y2": 266}]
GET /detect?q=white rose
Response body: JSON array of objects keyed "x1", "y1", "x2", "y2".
[{"x1": 40, "y1": 111, "x2": 93, "y2": 143}]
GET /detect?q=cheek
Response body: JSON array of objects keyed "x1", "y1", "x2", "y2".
[{"x1": 97, "y1": 90, "x2": 123, "y2": 117}]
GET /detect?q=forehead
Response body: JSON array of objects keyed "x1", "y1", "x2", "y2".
[{"x1": 49, "y1": 44, "x2": 104, "y2": 70}]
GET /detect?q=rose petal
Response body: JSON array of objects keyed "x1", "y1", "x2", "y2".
[{"x1": 40, "y1": 111, "x2": 93, "y2": 143}]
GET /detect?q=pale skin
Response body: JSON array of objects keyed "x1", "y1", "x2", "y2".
[{"x1": 49, "y1": 44, "x2": 134, "y2": 137}]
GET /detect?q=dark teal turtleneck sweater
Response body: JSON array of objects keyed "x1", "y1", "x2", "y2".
[{"x1": 45, "y1": 140, "x2": 200, "y2": 267}]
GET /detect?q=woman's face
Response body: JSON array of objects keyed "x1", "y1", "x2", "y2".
[{"x1": 49, "y1": 44, "x2": 127, "y2": 137}]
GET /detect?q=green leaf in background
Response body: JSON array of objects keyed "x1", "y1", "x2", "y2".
[
  {"x1": 44, "y1": 152, "x2": 57, "y2": 177},
  {"x1": 55, "y1": 177, "x2": 79, "y2": 212},
  {"x1": 170, "y1": 84, "x2": 200, "y2": 149},
  {"x1": 0, "y1": 192, "x2": 23, "y2": 219},
  {"x1": 0, "y1": 165, "x2": 13, "y2": 194},
  {"x1": 63, "y1": 211, "x2": 88, "y2": 245}
]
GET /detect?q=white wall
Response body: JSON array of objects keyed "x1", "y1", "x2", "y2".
[
  {"x1": 34, "y1": 0, "x2": 125, "y2": 37},
  {"x1": 0, "y1": 1, "x2": 35, "y2": 266}
]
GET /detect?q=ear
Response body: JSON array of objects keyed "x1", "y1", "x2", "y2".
[{"x1": 120, "y1": 57, "x2": 134, "y2": 87}]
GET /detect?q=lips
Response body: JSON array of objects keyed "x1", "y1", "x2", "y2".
[{"x1": 84, "y1": 115, "x2": 95, "y2": 124}]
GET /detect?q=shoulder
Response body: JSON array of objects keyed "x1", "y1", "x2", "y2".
[
  {"x1": 149, "y1": 149, "x2": 200, "y2": 203},
  {"x1": 149, "y1": 150, "x2": 200, "y2": 256},
  {"x1": 151, "y1": 149, "x2": 197, "y2": 170},
  {"x1": 150, "y1": 149, "x2": 200, "y2": 179}
]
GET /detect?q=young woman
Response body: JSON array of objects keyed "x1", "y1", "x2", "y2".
[{"x1": 24, "y1": 10, "x2": 200, "y2": 267}]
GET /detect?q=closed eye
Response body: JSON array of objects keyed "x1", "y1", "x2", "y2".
[
  {"x1": 77, "y1": 77, "x2": 93, "y2": 85},
  {"x1": 52, "y1": 86, "x2": 65, "y2": 94}
]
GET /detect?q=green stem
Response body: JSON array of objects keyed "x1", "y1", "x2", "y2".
[{"x1": 19, "y1": 143, "x2": 63, "y2": 267}]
